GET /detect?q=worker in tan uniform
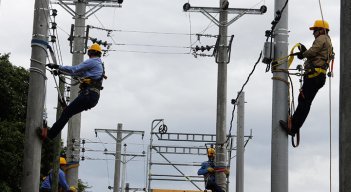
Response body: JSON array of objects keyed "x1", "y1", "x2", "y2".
[{"x1": 280, "y1": 20, "x2": 334, "y2": 136}]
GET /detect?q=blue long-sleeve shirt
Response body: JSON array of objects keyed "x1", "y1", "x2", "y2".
[
  {"x1": 41, "y1": 169, "x2": 70, "y2": 191},
  {"x1": 198, "y1": 160, "x2": 216, "y2": 183},
  {"x1": 59, "y1": 57, "x2": 103, "y2": 80}
]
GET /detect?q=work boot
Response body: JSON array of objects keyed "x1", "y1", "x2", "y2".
[
  {"x1": 279, "y1": 120, "x2": 296, "y2": 137},
  {"x1": 36, "y1": 127, "x2": 48, "y2": 141}
]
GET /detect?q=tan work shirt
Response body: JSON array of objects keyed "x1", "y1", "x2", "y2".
[{"x1": 303, "y1": 34, "x2": 333, "y2": 68}]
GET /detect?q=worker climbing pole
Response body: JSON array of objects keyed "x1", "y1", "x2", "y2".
[
  {"x1": 279, "y1": 20, "x2": 334, "y2": 147},
  {"x1": 266, "y1": 20, "x2": 334, "y2": 147}
]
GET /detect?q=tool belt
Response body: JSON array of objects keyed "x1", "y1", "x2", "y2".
[{"x1": 79, "y1": 77, "x2": 103, "y2": 94}]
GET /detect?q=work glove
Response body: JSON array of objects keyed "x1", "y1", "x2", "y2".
[
  {"x1": 296, "y1": 52, "x2": 304, "y2": 60},
  {"x1": 207, "y1": 167, "x2": 215, "y2": 173},
  {"x1": 298, "y1": 43, "x2": 307, "y2": 53},
  {"x1": 46, "y1": 63, "x2": 59, "y2": 69},
  {"x1": 52, "y1": 70, "x2": 61, "y2": 76}
]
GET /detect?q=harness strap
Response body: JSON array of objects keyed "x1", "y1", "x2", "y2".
[{"x1": 307, "y1": 68, "x2": 327, "y2": 78}]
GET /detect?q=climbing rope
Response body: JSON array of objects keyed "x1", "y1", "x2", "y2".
[{"x1": 317, "y1": 0, "x2": 334, "y2": 191}]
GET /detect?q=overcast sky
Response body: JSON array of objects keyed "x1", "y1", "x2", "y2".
[{"x1": 0, "y1": 0, "x2": 341, "y2": 192}]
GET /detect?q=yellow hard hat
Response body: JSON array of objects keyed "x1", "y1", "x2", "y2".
[
  {"x1": 207, "y1": 148, "x2": 216, "y2": 157},
  {"x1": 60, "y1": 157, "x2": 67, "y2": 165},
  {"x1": 309, "y1": 20, "x2": 330, "y2": 31},
  {"x1": 70, "y1": 186, "x2": 77, "y2": 192},
  {"x1": 88, "y1": 43, "x2": 102, "y2": 53}
]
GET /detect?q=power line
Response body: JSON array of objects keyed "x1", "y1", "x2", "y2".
[
  {"x1": 108, "y1": 49, "x2": 191, "y2": 55},
  {"x1": 114, "y1": 43, "x2": 191, "y2": 49}
]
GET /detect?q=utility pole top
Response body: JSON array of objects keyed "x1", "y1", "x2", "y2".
[{"x1": 183, "y1": 2, "x2": 267, "y2": 27}]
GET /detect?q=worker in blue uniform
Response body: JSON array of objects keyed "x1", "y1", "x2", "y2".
[
  {"x1": 198, "y1": 148, "x2": 229, "y2": 192},
  {"x1": 40, "y1": 157, "x2": 76, "y2": 192},
  {"x1": 41, "y1": 43, "x2": 105, "y2": 140}
]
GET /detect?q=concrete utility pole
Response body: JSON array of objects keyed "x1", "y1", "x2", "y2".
[
  {"x1": 51, "y1": 79, "x2": 66, "y2": 192},
  {"x1": 65, "y1": 0, "x2": 87, "y2": 186},
  {"x1": 340, "y1": 0, "x2": 351, "y2": 191},
  {"x1": 95, "y1": 126, "x2": 144, "y2": 191},
  {"x1": 114, "y1": 124, "x2": 123, "y2": 192},
  {"x1": 271, "y1": 0, "x2": 289, "y2": 192},
  {"x1": 215, "y1": 1, "x2": 229, "y2": 189},
  {"x1": 51, "y1": 0, "x2": 122, "y2": 186},
  {"x1": 21, "y1": 0, "x2": 49, "y2": 191},
  {"x1": 121, "y1": 143, "x2": 127, "y2": 192},
  {"x1": 236, "y1": 92, "x2": 245, "y2": 192},
  {"x1": 183, "y1": 2, "x2": 266, "y2": 191}
]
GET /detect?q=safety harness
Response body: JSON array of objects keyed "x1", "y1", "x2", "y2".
[{"x1": 78, "y1": 62, "x2": 107, "y2": 94}]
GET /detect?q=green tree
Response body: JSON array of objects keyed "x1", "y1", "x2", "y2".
[
  {"x1": 0, "y1": 53, "x2": 29, "y2": 192},
  {"x1": 0, "y1": 53, "x2": 90, "y2": 192}
]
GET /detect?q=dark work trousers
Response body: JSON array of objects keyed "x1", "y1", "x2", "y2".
[
  {"x1": 291, "y1": 73, "x2": 326, "y2": 133},
  {"x1": 205, "y1": 175, "x2": 225, "y2": 192},
  {"x1": 48, "y1": 89, "x2": 100, "y2": 139}
]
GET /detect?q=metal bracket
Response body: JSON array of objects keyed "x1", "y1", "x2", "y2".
[{"x1": 183, "y1": 3, "x2": 267, "y2": 27}]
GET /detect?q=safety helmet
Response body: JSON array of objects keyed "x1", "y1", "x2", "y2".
[
  {"x1": 60, "y1": 157, "x2": 67, "y2": 165},
  {"x1": 70, "y1": 186, "x2": 77, "y2": 192},
  {"x1": 207, "y1": 148, "x2": 216, "y2": 157},
  {"x1": 309, "y1": 20, "x2": 330, "y2": 31},
  {"x1": 88, "y1": 43, "x2": 102, "y2": 53}
]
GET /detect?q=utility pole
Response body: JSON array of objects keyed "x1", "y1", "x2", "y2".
[
  {"x1": 51, "y1": 79, "x2": 66, "y2": 192},
  {"x1": 95, "y1": 126, "x2": 144, "y2": 191},
  {"x1": 340, "y1": 0, "x2": 351, "y2": 191},
  {"x1": 236, "y1": 92, "x2": 245, "y2": 192},
  {"x1": 65, "y1": 0, "x2": 87, "y2": 186},
  {"x1": 114, "y1": 124, "x2": 123, "y2": 192},
  {"x1": 51, "y1": 0, "x2": 122, "y2": 186},
  {"x1": 271, "y1": 0, "x2": 289, "y2": 192},
  {"x1": 21, "y1": 0, "x2": 49, "y2": 191},
  {"x1": 183, "y1": 2, "x2": 266, "y2": 191},
  {"x1": 121, "y1": 143, "x2": 127, "y2": 192},
  {"x1": 216, "y1": 1, "x2": 229, "y2": 189}
]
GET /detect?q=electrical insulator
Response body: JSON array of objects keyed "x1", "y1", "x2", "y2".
[
  {"x1": 82, "y1": 148, "x2": 85, "y2": 152},
  {"x1": 200, "y1": 46, "x2": 206, "y2": 52},
  {"x1": 91, "y1": 38, "x2": 97, "y2": 43},
  {"x1": 102, "y1": 41, "x2": 108, "y2": 47},
  {"x1": 51, "y1": 9, "x2": 58, "y2": 17},
  {"x1": 81, "y1": 156, "x2": 85, "y2": 161},
  {"x1": 206, "y1": 45, "x2": 212, "y2": 51},
  {"x1": 72, "y1": 138, "x2": 76, "y2": 143},
  {"x1": 50, "y1": 35, "x2": 56, "y2": 43},
  {"x1": 118, "y1": 0, "x2": 123, "y2": 4},
  {"x1": 195, "y1": 45, "x2": 200, "y2": 51},
  {"x1": 82, "y1": 139, "x2": 85, "y2": 144},
  {"x1": 51, "y1": 22, "x2": 57, "y2": 30},
  {"x1": 104, "y1": 148, "x2": 108, "y2": 152}
]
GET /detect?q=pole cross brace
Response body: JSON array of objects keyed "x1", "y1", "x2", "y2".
[
  {"x1": 183, "y1": 3, "x2": 267, "y2": 27},
  {"x1": 51, "y1": 0, "x2": 122, "y2": 18},
  {"x1": 94, "y1": 128, "x2": 145, "y2": 141}
]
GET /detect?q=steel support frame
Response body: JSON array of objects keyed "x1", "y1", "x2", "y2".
[{"x1": 146, "y1": 119, "x2": 253, "y2": 192}]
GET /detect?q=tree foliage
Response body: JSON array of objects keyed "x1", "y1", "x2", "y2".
[
  {"x1": 0, "y1": 53, "x2": 29, "y2": 192},
  {"x1": 0, "y1": 53, "x2": 90, "y2": 192}
]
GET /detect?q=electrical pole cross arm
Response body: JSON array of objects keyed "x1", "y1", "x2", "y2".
[{"x1": 183, "y1": 2, "x2": 267, "y2": 27}]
